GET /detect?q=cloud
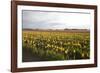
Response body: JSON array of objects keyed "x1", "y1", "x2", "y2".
[{"x1": 22, "y1": 10, "x2": 91, "y2": 29}]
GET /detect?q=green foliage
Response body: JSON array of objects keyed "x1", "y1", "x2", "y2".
[{"x1": 22, "y1": 31, "x2": 90, "y2": 61}]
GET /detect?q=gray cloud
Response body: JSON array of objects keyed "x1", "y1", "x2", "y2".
[{"x1": 22, "y1": 10, "x2": 90, "y2": 29}]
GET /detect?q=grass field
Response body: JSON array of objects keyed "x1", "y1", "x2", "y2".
[{"x1": 22, "y1": 30, "x2": 90, "y2": 62}]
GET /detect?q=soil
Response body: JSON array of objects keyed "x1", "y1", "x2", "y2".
[{"x1": 22, "y1": 48, "x2": 44, "y2": 62}]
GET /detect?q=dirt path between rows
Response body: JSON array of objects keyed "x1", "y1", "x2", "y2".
[{"x1": 22, "y1": 48, "x2": 44, "y2": 62}]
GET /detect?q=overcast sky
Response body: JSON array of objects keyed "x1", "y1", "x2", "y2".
[{"x1": 22, "y1": 10, "x2": 91, "y2": 29}]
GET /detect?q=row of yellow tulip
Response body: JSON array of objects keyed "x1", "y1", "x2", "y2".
[{"x1": 22, "y1": 31, "x2": 90, "y2": 61}]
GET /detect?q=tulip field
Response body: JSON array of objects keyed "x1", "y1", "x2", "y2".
[{"x1": 22, "y1": 30, "x2": 90, "y2": 61}]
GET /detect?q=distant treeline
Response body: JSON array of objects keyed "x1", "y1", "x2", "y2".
[
  {"x1": 23, "y1": 28, "x2": 90, "y2": 33},
  {"x1": 23, "y1": 28, "x2": 89, "y2": 31}
]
